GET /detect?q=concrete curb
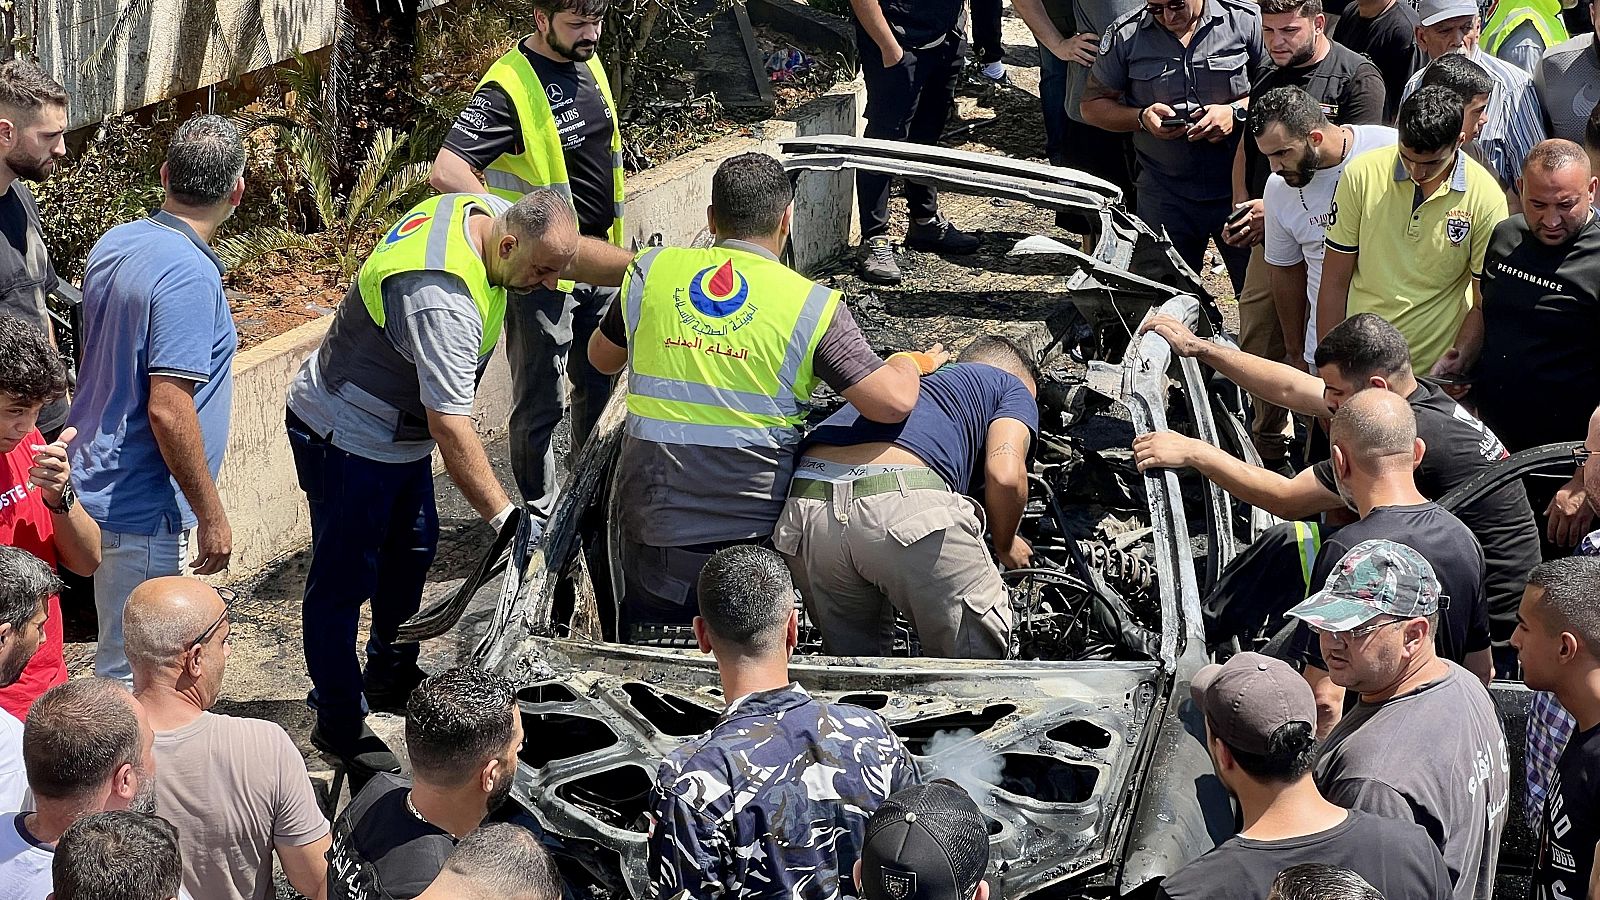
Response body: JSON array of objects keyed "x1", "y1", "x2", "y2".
[{"x1": 217, "y1": 79, "x2": 866, "y2": 579}]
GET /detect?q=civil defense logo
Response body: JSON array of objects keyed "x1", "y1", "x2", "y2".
[
  {"x1": 385, "y1": 211, "x2": 431, "y2": 245},
  {"x1": 688, "y1": 260, "x2": 750, "y2": 317}
]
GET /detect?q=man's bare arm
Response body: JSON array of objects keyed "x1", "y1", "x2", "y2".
[
  {"x1": 567, "y1": 239, "x2": 634, "y2": 288},
  {"x1": 428, "y1": 148, "x2": 485, "y2": 195},
  {"x1": 1316, "y1": 247, "x2": 1356, "y2": 344},
  {"x1": 148, "y1": 376, "x2": 230, "y2": 574},
  {"x1": 276, "y1": 835, "x2": 332, "y2": 900},
  {"x1": 1140, "y1": 314, "x2": 1330, "y2": 415},
  {"x1": 427, "y1": 408, "x2": 512, "y2": 522},
  {"x1": 848, "y1": 0, "x2": 904, "y2": 64},
  {"x1": 984, "y1": 418, "x2": 1034, "y2": 569},
  {"x1": 1132, "y1": 431, "x2": 1340, "y2": 519},
  {"x1": 1267, "y1": 261, "x2": 1310, "y2": 368}
]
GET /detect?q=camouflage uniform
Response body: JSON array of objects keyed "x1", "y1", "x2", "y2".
[{"x1": 647, "y1": 683, "x2": 921, "y2": 900}]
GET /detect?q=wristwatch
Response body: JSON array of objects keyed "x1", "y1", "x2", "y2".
[
  {"x1": 43, "y1": 481, "x2": 76, "y2": 515},
  {"x1": 1231, "y1": 103, "x2": 1247, "y2": 125}
]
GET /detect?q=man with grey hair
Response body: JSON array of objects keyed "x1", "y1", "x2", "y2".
[
  {"x1": 0, "y1": 547, "x2": 61, "y2": 810},
  {"x1": 416, "y1": 824, "x2": 563, "y2": 900},
  {"x1": 126, "y1": 576, "x2": 329, "y2": 900},
  {"x1": 287, "y1": 189, "x2": 629, "y2": 777},
  {"x1": 1512, "y1": 558, "x2": 1600, "y2": 900},
  {"x1": 67, "y1": 114, "x2": 247, "y2": 687},
  {"x1": 0, "y1": 677, "x2": 159, "y2": 899}
]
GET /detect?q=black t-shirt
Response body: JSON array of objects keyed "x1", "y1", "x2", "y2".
[
  {"x1": 1536, "y1": 722, "x2": 1600, "y2": 900},
  {"x1": 1473, "y1": 210, "x2": 1600, "y2": 453},
  {"x1": 0, "y1": 180, "x2": 66, "y2": 434},
  {"x1": 442, "y1": 43, "x2": 617, "y2": 239},
  {"x1": 1332, "y1": 0, "x2": 1421, "y2": 123},
  {"x1": 326, "y1": 773, "x2": 457, "y2": 900},
  {"x1": 1299, "y1": 503, "x2": 1491, "y2": 667},
  {"x1": 1157, "y1": 808, "x2": 1453, "y2": 900},
  {"x1": 1243, "y1": 42, "x2": 1386, "y2": 198},
  {"x1": 1311, "y1": 381, "x2": 1542, "y2": 643},
  {"x1": 871, "y1": 0, "x2": 966, "y2": 48}
]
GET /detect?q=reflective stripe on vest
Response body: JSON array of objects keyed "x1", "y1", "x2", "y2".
[
  {"x1": 621, "y1": 246, "x2": 839, "y2": 449},
  {"x1": 477, "y1": 42, "x2": 626, "y2": 297},
  {"x1": 356, "y1": 193, "x2": 509, "y2": 357},
  {"x1": 1294, "y1": 520, "x2": 1324, "y2": 596},
  {"x1": 1481, "y1": 0, "x2": 1568, "y2": 56}
]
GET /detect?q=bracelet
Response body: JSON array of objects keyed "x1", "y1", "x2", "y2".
[
  {"x1": 889, "y1": 351, "x2": 937, "y2": 376},
  {"x1": 1136, "y1": 105, "x2": 1149, "y2": 132}
]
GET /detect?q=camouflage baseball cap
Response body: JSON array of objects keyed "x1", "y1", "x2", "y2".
[{"x1": 1286, "y1": 539, "x2": 1441, "y2": 632}]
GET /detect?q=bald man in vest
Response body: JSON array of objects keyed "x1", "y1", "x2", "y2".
[
  {"x1": 589, "y1": 152, "x2": 944, "y2": 634},
  {"x1": 430, "y1": 0, "x2": 626, "y2": 531},
  {"x1": 286, "y1": 190, "x2": 628, "y2": 776}
]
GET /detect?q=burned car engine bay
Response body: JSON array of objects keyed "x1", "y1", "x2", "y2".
[{"x1": 397, "y1": 138, "x2": 1274, "y2": 900}]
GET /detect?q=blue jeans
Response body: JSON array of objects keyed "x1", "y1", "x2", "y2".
[
  {"x1": 287, "y1": 412, "x2": 436, "y2": 736},
  {"x1": 1038, "y1": 40, "x2": 1069, "y2": 165},
  {"x1": 505, "y1": 283, "x2": 618, "y2": 520},
  {"x1": 95, "y1": 527, "x2": 188, "y2": 683}
]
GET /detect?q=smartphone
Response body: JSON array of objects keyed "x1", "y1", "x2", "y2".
[
  {"x1": 1160, "y1": 116, "x2": 1190, "y2": 128},
  {"x1": 1225, "y1": 205, "x2": 1251, "y2": 227},
  {"x1": 1428, "y1": 373, "x2": 1474, "y2": 386}
]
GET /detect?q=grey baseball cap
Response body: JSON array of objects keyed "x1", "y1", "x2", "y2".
[
  {"x1": 1190, "y1": 652, "x2": 1317, "y2": 755},
  {"x1": 1417, "y1": 0, "x2": 1478, "y2": 27},
  {"x1": 1287, "y1": 540, "x2": 1442, "y2": 633}
]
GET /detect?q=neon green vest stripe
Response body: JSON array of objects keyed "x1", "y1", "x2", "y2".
[
  {"x1": 621, "y1": 246, "x2": 840, "y2": 448},
  {"x1": 356, "y1": 193, "x2": 508, "y2": 357},
  {"x1": 1481, "y1": 0, "x2": 1567, "y2": 55},
  {"x1": 1294, "y1": 520, "x2": 1324, "y2": 596},
  {"x1": 478, "y1": 42, "x2": 626, "y2": 291}
]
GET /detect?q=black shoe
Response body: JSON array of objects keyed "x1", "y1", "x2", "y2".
[
  {"x1": 906, "y1": 217, "x2": 981, "y2": 254},
  {"x1": 312, "y1": 719, "x2": 401, "y2": 792},
  {"x1": 859, "y1": 236, "x2": 902, "y2": 284},
  {"x1": 363, "y1": 665, "x2": 428, "y2": 716}
]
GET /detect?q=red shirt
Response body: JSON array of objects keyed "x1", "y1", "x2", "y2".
[{"x1": 0, "y1": 428, "x2": 66, "y2": 719}]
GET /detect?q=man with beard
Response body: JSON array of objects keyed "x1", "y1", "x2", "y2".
[
  {"x1": 0, "y1": 60, "x2": 70, "y2": 442},
  {"x1": 126, "y1": 577, "x2": 330, "y2": 900},
  {"x1": 431, "y1": 0, "x2": 624, "y2": 527},
  {"x1": 326, "y1": 667, "x2": 523, "y2": 900},
  {"x1": 1256, "y1": 87, "x2": 1397, "y2": 370},
  {"x1": 1226, "y1": 2, "x2": 1384, "y2": 466},
  {"x1": 0, "y1": 547, "x2": 62, "y2": 810},
  {"x1": 0, "y1": 678, "x2": 160, "y2": 900}
]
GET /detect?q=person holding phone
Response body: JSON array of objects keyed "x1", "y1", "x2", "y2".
[{"x1": 1080, "y1": 0, "x2": 1266, "y2": 294}]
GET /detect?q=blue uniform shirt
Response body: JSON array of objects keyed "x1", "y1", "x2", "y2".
[
  {"x1": 68, "y1": 211, "x2": 236, "y2": 534},
  {"x1": 647, "y1": 683, "x2": 921, "y2": 900}
]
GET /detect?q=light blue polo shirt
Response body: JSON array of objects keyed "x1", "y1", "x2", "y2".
[{"x1": 67, "y1": 211, "x2": 237, "y2": 534}]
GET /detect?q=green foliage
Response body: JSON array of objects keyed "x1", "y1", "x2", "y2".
[{"x1": 33, "y1": 115, "x2": 167, "y2": 283}]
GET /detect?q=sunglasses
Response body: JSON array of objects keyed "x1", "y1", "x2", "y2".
[
  {"x1": 190, "y1": 588, "x2": 235, "y2": 650},
  {"x1": 1146, "y1": 0, "x2": 1190, "y2": 16}
]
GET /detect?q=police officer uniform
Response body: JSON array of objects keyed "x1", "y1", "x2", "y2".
[{"x1": 443, "y1": 38, "x2": 626, "y2": 521}]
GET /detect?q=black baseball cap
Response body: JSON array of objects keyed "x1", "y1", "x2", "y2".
[{"x1": 860, "y1": 781, "x2": 990, "y2": 900}]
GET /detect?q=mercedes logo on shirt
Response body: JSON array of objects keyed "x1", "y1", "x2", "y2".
[{"x1": 546, "y1": 83, "x2": 565, "y2": 105}]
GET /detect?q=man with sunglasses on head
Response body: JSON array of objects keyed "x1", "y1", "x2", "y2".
[
  {"x1": 125, "y1": 577, "x2": 330, "y2": 900},
  {"x1": 1288, "y1": 539, "x2": 1509, "y2": 900},
  {"x1": 1080, "y1": 0, "x2": 1265, "y2": 294}
]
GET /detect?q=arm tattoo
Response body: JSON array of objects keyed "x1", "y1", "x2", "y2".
[{"x1": 989, "y1": 441, "x2": 1022, "y2": 460}]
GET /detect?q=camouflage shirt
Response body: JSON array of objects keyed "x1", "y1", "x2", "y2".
[{"x1": 647, "y1": 683, "x2": 921, "y2": 900}]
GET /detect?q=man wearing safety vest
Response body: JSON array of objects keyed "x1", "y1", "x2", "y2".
[
  {"x1": 285, "y1": 190, "x2": 629, "y2": 780},
  {"x1": 588, "y1": 153, "x2": 947, "y2": 632},
  {"x1": 430, "y1": 0, "x2": 624, "y2": 533}
]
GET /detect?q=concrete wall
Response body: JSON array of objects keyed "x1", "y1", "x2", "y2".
[{"x1": 217, "y1": 79, "x2": 864, "y2": 578}]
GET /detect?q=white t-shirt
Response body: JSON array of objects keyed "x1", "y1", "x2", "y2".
[
  {"x1": 1263, "y1": 123, "x2": 1399, "y2": 366},
  {"x1": 0, "y1": 709, "x2": 24, "y2": 813},
  {"x1": 0, "y1": 812, "x2": 52, "y2": 900}
]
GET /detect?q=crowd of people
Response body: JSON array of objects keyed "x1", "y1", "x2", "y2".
[{"x1": 0, "y1": 0, "x2": 1596, "y2": 896}]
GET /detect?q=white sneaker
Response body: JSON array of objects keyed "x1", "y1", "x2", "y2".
[{"x1": 979, "y1": 61, "x2": 1007, "y2": 81}]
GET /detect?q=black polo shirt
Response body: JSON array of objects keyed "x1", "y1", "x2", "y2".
[
  {"x1": 873, "y1": 0, "x2": 966, "y2": 48},
  {"x1": 1243, "y1": 41, "x2": 1386, "y2": 198}
]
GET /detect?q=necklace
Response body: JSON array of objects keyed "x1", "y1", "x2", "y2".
[{"x1": 1297, "y1": 127, "x2": 1351, "y2": 211}]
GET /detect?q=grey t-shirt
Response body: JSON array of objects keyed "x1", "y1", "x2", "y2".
[
  {"x1": 1533, "y1": 34, "x2": 1600, "y2": 144},
  {"x1": 1064, "y1": 0, "x2": 1146, "y2": 124},
  {"x1": 287, "y1": 272, "x2": 483, "y2": 463},
  {"x1": 1314, "y1": 662, "x2": 1510, "y2": 900},
  {"x1": 0, "y1": 181, "x2": 66, "y2": 434}
]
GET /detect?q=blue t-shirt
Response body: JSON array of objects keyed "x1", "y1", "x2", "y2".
[
  {"x1": 802, "y1": 362, "x2": 1038, "y2": 493},
  {"x1": 68, "y1": 211, "x2": 237, "y2": 534}
]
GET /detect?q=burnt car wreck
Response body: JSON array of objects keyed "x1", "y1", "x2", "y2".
[{"x1": 397, "y1": 137, "x2": 1544, "y2": 899}]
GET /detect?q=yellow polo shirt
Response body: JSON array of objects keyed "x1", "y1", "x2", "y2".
[{"x1": 1323, "y1": 147, "x2": 1509, "y2": 370}]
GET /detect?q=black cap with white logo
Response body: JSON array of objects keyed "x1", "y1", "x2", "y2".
[{"x1": 860, "y1": 781, "x2": 990, "y2": 900}]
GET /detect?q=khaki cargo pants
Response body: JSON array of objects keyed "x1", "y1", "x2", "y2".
[
  {"x1": 772, "y1": 471, "x2": 1012, "y2": 659},
  {"x1": 1240, "y1": 244, "x2": 1296, "y2": 461}
]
